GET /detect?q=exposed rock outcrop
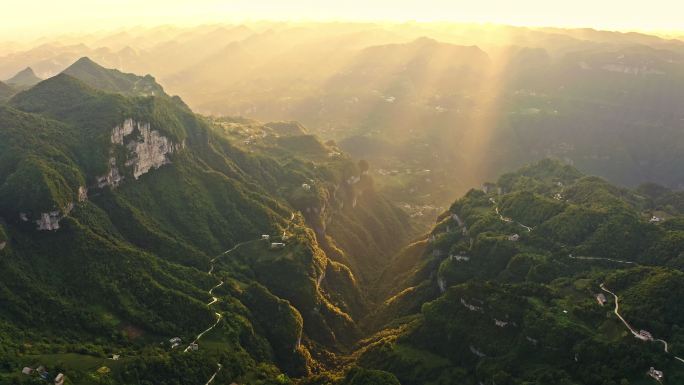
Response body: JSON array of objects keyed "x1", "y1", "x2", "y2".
[
  {"x1": 36, "y1": 211, "x2": 61, "y2": 231},
  {"x1": 78, "y1": 186, "x2": 88, "y2": 202},
  {"x1": 97, "y1": 119, "x2": 183, "y2": 188},
  {"x1": 97, "y1": 156, "x2": 124, "y2": 188},
  {"x1": 437, "y1": 277, "x2": 446, "y2": 293},
  {"x1": 35, "y1": 203, "x2": 74, "y2": 231},
  {"x1": 125, "y1": 123, "x2": 181, "y2": 179},
  {"x1": 0, "y1": 242, "x2": 6, "y2": 250}
]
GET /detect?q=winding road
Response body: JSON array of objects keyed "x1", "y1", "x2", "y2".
[
  {"x1": 203, "y1": 364, "x2": 222, "y2": 385},
  {"x1": 600, "y1": 283, "x2": 684, "y2": 365},
  {"x1": 490, "y1": 199, "x2": 533, "y2": 232},
  {"x1": 568, "y1": 254, "x2": 637, "y2": 266},
  {"x1": 184, "y1": 242, "x2": 249, "y2": 353},
  {"x1": 191, "y1": 214, "x2": 298, "y2": 383}
]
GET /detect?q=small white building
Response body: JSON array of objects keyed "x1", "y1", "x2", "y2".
[
  {"x1": 507, "y1": 234, "x2": 520, "y2": 242},
  {"x1": 22, "y1": 367, "x2": 33, "y2": 375},
  {"x1": 189, "y1": 343, "x2": 199, "y2": 351},
  {"x1": 55, "y1": 373, "x2": 65, "y2": 385},
  {"x1": 270, "y1": 242, "x2": 286, "y2": 250},
  {"x1": 637, "y1": 330, "x2": 653, "y2": 341},
  {"x1": 261, "y1": 234, "x2": 270, "y2": 240},
  {"x1": 650, "y1": 215, "x2": 663, "y2": 223},
  {"x1": 302, "y1": 183, "x2": 311, "y2": 191},
  {"x1": 169, "y1": 337, "x2": 182, "y2": 344},
  {"x1": 648, "y1": 367, "x2": 664, "y2": 382},
  {"x1": 596, "y1": 293, "x2": 607, "y2": 306}
]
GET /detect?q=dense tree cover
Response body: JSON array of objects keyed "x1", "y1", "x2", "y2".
[
  {"x1": 359, "y1": 159, "x2": 684, "y2": 384},
  {"x1": 241, "y1": 283, "x2": 309, "y2": 376},
  {"x1": 0, "y1": 223, "x2": 7, "y2": 243},
  {"x1": 0, "y1": 81, "x2": 15, "y2": 102},
  {"x1": 339, "y1": 367, "x2": 401, "y2": 385},
  {"x1": 0, "y1": 59, "x2": 414, "y2": 384},
  {"x1": 61, "y1": 57, "x2": 166, "y2": 97}
]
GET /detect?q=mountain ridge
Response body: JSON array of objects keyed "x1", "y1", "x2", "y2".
[{"x1": 4, "y1": 66, "x2": 42, "y2": 87}]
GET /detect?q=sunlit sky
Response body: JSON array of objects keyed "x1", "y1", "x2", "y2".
[{"x1": 3, "y1": 0, "x2": 684, "y2": 39}]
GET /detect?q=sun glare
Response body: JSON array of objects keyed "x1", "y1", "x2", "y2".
[{"x1": 2, "y1": 0, "x2": 684, "y2": 39}]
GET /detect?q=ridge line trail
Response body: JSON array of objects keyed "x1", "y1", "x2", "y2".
[{"x1": 600, "y1": 283, "x2": 684, "y2": 364}]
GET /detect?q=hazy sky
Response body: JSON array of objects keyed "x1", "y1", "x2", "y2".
[{"x1": 3, "y1": 0, "x2": 684, "y2": 39}]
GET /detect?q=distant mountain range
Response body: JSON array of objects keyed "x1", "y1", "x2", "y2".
[
  {"x1": 1, "y1": 24, "x2": 684, "y2": 384},
  {"x1": 4, "y1": 66, "x2": 42, "y2": 87},
  {"x1": 2, "y1": 25, "x2": 684, "y2": 209}
]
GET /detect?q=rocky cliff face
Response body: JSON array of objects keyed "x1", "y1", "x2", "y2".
[
  {"x1": 36, "y1": 211, "x2": 61, "y2": 231},
  {"x1": 35, "y1": 202, "x2": 74, "y2": 231},
  {"x1": 97, "y1": 119, "x2": 183, "y2": 187},
  {"x1": 78, "y1": 186, "x2": 88, "y2": 202},
  {"x1": 125, "y1": 123, "x2": 182, "y2": 179}
]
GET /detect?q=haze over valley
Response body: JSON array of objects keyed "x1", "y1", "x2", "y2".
[{"x1": 1, "y1": 3, "x2": 684, "y2": 385}]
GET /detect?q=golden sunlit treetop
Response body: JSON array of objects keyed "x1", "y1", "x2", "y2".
[{"x1": 2, "y1": 0, "x2": 684, "y2": 40}]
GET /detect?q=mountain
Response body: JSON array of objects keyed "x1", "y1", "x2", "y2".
[
  {"x1": 352, "y1": 159, "x2": 684, "y2": 385},
  {"x1": 61, "y1": 56, "x2": 167, "y2": 96},
  {"x1": 0, "y1": 81, "x2": 15, "y2": 102},
  {"x1": 5, "y1": 66, "x2": 42, "y2": 87},
  {"x1": 0, "y1": 60, "x2": 415, "y2": 384},
  {"x1": 3, "y1": 27, "x2": 684, "y2": 384},
  {"x1": 4, "y1": 24, "x2": 684, "y2": 224}
]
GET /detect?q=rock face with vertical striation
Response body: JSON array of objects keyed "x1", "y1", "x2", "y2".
[
  {"x1": 123, "y1": 121, "x2": 183, "y2": 179},
  {"x1": 97, "y1": 118, "x2": 183, "y2": 187}
]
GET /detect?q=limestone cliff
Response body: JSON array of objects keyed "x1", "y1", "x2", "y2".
[{"x1": 97, "y1": 119, "x2": 183, "y2": 187}]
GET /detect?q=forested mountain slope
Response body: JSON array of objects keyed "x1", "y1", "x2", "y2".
[
  {"x1": 0, "y1": 59, "x2": 414, "y2": 385},
  {"x1": 354, "y1": 159, "x2": 684, "y2": 385}
]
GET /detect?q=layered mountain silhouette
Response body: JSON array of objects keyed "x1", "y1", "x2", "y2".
[{"x1": 4, "y1": 66, "x2": 42, "y2": 87}]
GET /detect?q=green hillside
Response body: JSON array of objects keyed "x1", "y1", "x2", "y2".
[
  {"x1": 3, "y1": 55, "x2": 683, "y2": 385},
  {"x1": 0, "y1": 81, "x2": 15, "y2": 102},
  {"x1": 61, "y1": 57, "x2": 167, "y2": 97},
  {"x1": 0, "y1": 60, "x2": 414, "y2": 385},
  {"x1": 355, "y1": 159, "x2": 684, "y2": 385}
]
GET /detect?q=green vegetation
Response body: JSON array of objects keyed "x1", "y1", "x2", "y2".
[
  {"x1": 0, "y1": 60, "x2": 414, "y2": 384},
  {"x1": 62, "y1": 57, "x2": 166, "y2": 97},
  {"x1": 2, "y1": 55, "x2": 683, "y2": 385},
  {"x1": 358, "y1": 159, "x2": 684, "y2": 385},
  {"x1": 0, "y1": 81, "x2": 15, "y2": 102}
]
